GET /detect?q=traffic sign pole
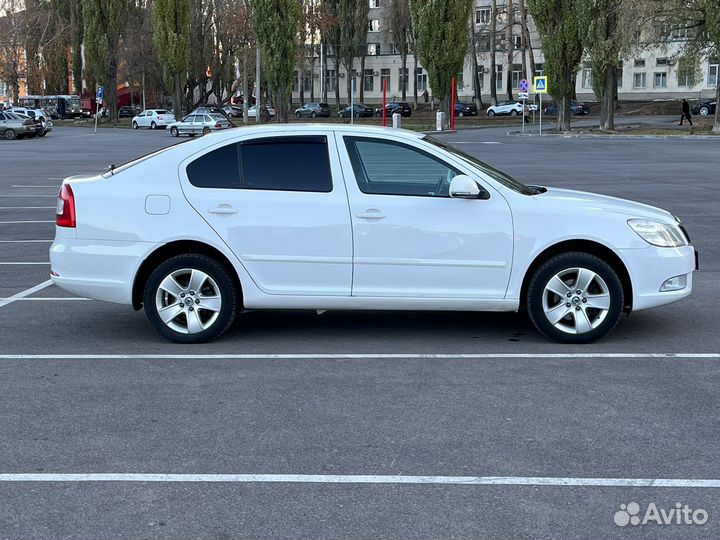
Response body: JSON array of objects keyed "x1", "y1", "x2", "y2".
[
  {"x1": 519, "y1": 79, "x2": 529, "y2": 134},
  {"x1": 539, "y1": 93, "x2": 543, "y2": 135}
]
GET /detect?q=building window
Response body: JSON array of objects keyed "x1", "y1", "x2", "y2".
[
  {"x1": 656, "y1": 57, "x2": 668, "y2": 67},
  {"x1": 475, "y1": 8, "x2": 490, "y2": 24},
  {"x1": 380, "y1": 68, "x2": 391, "y2": 91},
  {"x1": 654, "y1": 72, "x2": 667, "y2": 88},
  {"x1": 477, "y1": 33, "x2": 491, "y2": 52},
  {"x1": 495, "y1": 65, "x2": 503, "y2": 90},
  {"x1": 364, "y1": 69, "x2": 374, "y2": 92},
  {"x1": 633, "y1": 72, "x2": 646, "y2": 88},
  {"x1": 670, "y1": 27, "x2": 689, "y2": 41},
  {"x1": 677, "y1": 59, "x2": 695, "y2": 87},
  {"x1": 398, "y1": 67, "x2": 409, "y2": 92},
  {"x1": 303, "y1": 72, "x2": 313, "y2": 93},
  {"x1": 511, "y1": 65, "x2": 522, "y2": 89},
  {"x1": 617, "y1": 62, "x2": 624, "y2": 88},
  {"x1": 581, "y1": 65, "x2": 593, "y2": 89},
  {"x1": 514, "y1": 35, "x2": 522, "y2": 50},
  {"x1": 708, "y1": 61, "x2": 718, "y2": 87},
  {"x1": 369, "y1": 0, "x2": 379, "y2": 7},
  {"x1": 367, "y1": 43, "x2": 380, "y2": 56},
  {"x1": 368, "y1": 19, "x2": 379, "y2": 32},
  {"x1": 475, "y1": 66, "x2": 484, "y2": 91},
  {"x1": 535, "y1": 63, "x2": 544, "y2": 75},
  {"x1": 456, "y1": 71, "x2": 464, "y2": 91},
  {"x1": 416, "y1": 68, "x2": 427, "y2": 92},
  {"x1": 292, "y1": 70, "x2": 299, "y2": 92},
  {"x1": 325, "y1": 69, "x2": 336, "y2": 92},
  {"x1": 634, "y1": 58, "x2": 646, "y2": 68}
]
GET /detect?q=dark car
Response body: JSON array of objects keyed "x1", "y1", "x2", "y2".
[
  {"x1": 454, "y1": 102, "x2": 478, "y2": 117},
  {"x1": 295, "y1": 102, "x2": 331, "y2": 118},
  {"x1": 118, "y1": 106, "x2": 139, "y2": 118},
  {"x1": 691, "y1": 99, "x2": 717, "y2": 116},
  {"x1": 375, "y1": 101, "x2": 412, "y2": 117},
  {"x1": 543, "y1": 100, "x2": 590, "y2": 116},
  {"x1": 339, "y1": 103, "x2": 374, "y2": 118},
  {"x1": 222, "y1": 105, "x2": 244, "y2": 118}
]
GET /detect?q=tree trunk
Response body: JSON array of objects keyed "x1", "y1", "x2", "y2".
[
  {"x1": 174, "y1": 72, "x2": 183, "y2": 121},
  {"x1": 713, "y1": 76, "x2": 720, "y2": 134},
  {"x1": 524, "y1": 23, "x2": 536, "y2": 78},
  {"x1": 506, "y1": 0, "x2": 514, "y2": 101},
  {"x1": 333, "y1": 54, "x2": 340, "y2": 111},
  {"x1": 242, "y1": 46, "x2": 249, "y2": 124},
  {"x1": 359, "y1": 56, "x2": 366, "y2": 103},
  {"x1": 490, "y1": 0, "x2": 498, "y2": 105},
  {"x1": 519, "y1": 0, "x2": 527, "y2": 80},
  {"x1": 346, "y1": 61, "x2": 353, "y2": 107},
  {"x1": 557, "y1": 93, "x2": 571, "y2": 132},
  {"x1": 70, "y1": 0, "x2": 83, "y2": 95},
  {"x1": 310, "y1": 56, "x2": 316, "y2": 102},
  {"x1": 440, "y1": 94, "x2": 450, "y2": 129},
  {"x1": 600, "y1": 65, "x2": 616, "y2": 131},
  {"x1": 469, "y1": 21, "x2": 484, "y2": 110},
  {"x1": 299, "y1": 62, "x2": 305, "y2": 106},
  {"x1": 108, "y1": 47, "x2": 118, "y2": 124},
  {"x1": 278, "y1": 86, "x2": 289, "y2": 123},
  {"x1": 412, "y1": 51, "x2": 418, "y2": 109},
  {"x1": 401, "y1": 54, "x2": 407, "y2": 101}
]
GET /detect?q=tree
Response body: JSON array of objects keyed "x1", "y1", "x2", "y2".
[
  {"x1": 84, "y1": 0, "x2": 132, "y2": 122},
  {"x1": 154, "y1": 0, "x2": 190, "y2": 120},
  {"x1": 505, "y1": 0, "x2": 514, "y2": 100},
  {"x1": 576, "y1": 0, "x2": 626, "y2": 131},
  {"x1": 252, "y1": 0, "x2": 301, "y2": 122},
  {"x1": 413, "y1": 0, "x2": 472, "y2": 127},
  {"x1": 489, "y1": 0, "x2": 498, "y2": 104},
  {"x1": 527, "y1": 0, "x2": 583, "y2": 131},
  {"x1": 389, "y1": 0, "x2": 411, "y2": 101},
  {"x1": 334, "y1": 0, "x2": 368, "y2": 106}
]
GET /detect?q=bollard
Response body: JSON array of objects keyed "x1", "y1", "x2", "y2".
[
  {"x1": 436, "y1": 111, "x2": 445, "y2": 131},
  {"x1": 392, "y1": 112, "x2": 401, "y2": 129}
]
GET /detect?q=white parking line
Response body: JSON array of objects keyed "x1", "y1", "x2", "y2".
[
  {"x1": 0, "y1": 206, "x2": 55, "y2": 210},
  {"x1": 0, "y1": 220, "x2": 54, "y2": 224},
  {"x1": 0, "y1": 279, "x2": 53, "y2": 309},
  {"x1": 0, "y1": 297, "x2": 89, "y2": 300},
  {"x1": 0, "y1": 262, "x2": 50, "y2": 265},
  {"x1": 1, "y1": 195, "x2": 57, "y2": 198},
  {"x1": 0, "y1": 473, "x2": 717, "y2": 487},
  {"x1": 12, "y1": 185, "x2": 59, "y2": 188},
  {"x1": 0, "y1": 240, "x2": 52, "y2": 243},
  {"x1": 0, "y1": 353, "x2": 717, "y2": 360}
]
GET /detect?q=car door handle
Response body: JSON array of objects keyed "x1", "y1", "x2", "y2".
[
  {"x1": 356, "y1": 209, "x2": 385, "y2": 220},
  {"x1": 208, "y1": 204, "x2": 237, "y2": 215}
]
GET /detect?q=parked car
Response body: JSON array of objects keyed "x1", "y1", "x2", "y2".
[
  {"x1": 0, "y1": 111, "x2": 37, "y2": 139},
  {"x1": 486, "y1": 100, "x2": 527, "y2": 116},
  {"x1": 339, "y1": 103, "x2": 374, "y2": 118},
  {"x1": 167, "y1": 113, "x2": 232, "y2": 137},
  {"x1": 223, "y1": 105, "x2": 244, "y2": 118},
  {"x1": 132, "y1": 109, "x2": 176, "y2": 129},
  {"x1": 246, "y1": 105, "x2": 276, "y2": 119},
  {"x1": 375, "y1": 101, "x2": 412, "y2": 117},
  {"x1": 118, "y1": 105, "x2": 139, "y2": 118},
  {"x1": 50, "y1": 124, "x2": 696, "y2": 344},
  {"x1": 15, "y1": 112, "x2": 53, "y2": 137},
  {"x1": 691, "y1": 99, "x2": 716, "y2": 116},
  {"x1": 454, "y1": 102, "x2": 478, "y2": 117},
  {"x1": 295, "y1": 102, "x2": 332, "y2": 118},
  {"x1": 543, "y1": 100, "x2": 590, "y2": 116},
  {"x1": 7, "y1": 106, "x2": 50, "y2": 123},
  {"x1": 191, "y1": 106, "x2": 231, "y2": 120}
]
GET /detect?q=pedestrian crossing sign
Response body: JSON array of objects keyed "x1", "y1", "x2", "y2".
[{"x1": 533, "y1": 76, "x2": 548, "y2": 94}]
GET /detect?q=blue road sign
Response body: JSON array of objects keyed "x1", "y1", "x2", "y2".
[
  {"x1": 519, "y1": 79, "x2": 529, "y2": 93},
  {"x1": 533, "y1": 76, "x2": 548, "y2": 94},
  {"x1": 96, "y1": 86, "x2": 104, "y2": 103}
]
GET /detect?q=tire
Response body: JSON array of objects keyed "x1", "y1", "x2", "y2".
[
  {"x1": 170, "y1": 127, "x2": 179, "y2": 137},
  {"x1": 38, "y1": 131, "x2": 46, "y2": 137},
  {"x1": 487, "y1": 110, "x2": 495, "y2": 117},
  {"x1": 151, "y1": 121, "x2": 157, "y2": 130},
  {"x1": 202, "y1": 127, "x2": 210, "y2": 135},
  {"x1": 296, "y1": 112, "x2": 302, "y2": 119},
  {"x1": 699, "y1": 106, "x2": 710, "y2": 116},
  {"x1": 311, "y1": 111, "x2": 317, "y2": 118},
  {"x1": 510, "y1": 110, "x2": 518, "y2": 116},
  {"x1": 458, "y1": 111, "x2": 464, "y2": 117},
  {"x1": 526, "y1": 252, "x2": 624, "y2": 344},
  {"x1": 4, "y1": 129, "x2": 16, "y2": 140},
  {"x1": 143, "y1": 254, "x2": 239, "y2": 344},
  {"x1": 354, "y1": 112, "x2": 360, "y2": 118},
  {"x1": 132, "y1": 121, "x2": 139, "y2": 129}
]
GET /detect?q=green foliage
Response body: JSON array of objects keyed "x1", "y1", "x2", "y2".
[
  {"x1": 252, "y1": 0, "x2": 302, "y2": 109},
  {"x1": 83, "y1": 0, "x2": 131, "y2": 80},
  {"x1": 153, "y1": 0, "x2": 191, "y2": 76},
  {"x1": 576, "y1": 0, "x2": 623, "y2": 99},
  {"x1": 527, "y1": 0, "x2": 583, "y2": 101},
  {"x1": 412, "y1": 0, "x2": 472, "y2": 102}
]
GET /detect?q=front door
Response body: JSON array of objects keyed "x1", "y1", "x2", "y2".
[
  {"x1": 335, "y1": 132, "x2": 513, "y2": 299},
  {"x1": 180, "y1": 133, "x2": 353, "y2": 296}
]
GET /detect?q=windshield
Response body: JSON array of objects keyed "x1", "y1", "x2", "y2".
[
  {"x1": 155, "y1": 109, "x2": 170, "y2": 114},
  {"x1": 423, "y1": 136, "x2": 535, "y2": 195}
]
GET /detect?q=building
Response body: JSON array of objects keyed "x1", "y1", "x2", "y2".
[{"x1": 291, "y1": 0, "x2": 719, "y2": 106}]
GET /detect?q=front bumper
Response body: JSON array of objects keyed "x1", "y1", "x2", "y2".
[{"x1": 618, "y1": 244, "x2": 696, "y2": 311}]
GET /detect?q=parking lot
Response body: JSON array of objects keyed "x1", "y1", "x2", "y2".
[{"x1": 0, "y1": 125, "x2": 719, "y2": 539}]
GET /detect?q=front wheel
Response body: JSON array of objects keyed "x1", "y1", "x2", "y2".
[
  {"x1": 4, "y1": 129, "x2": 17, "y2": 140},
  {"x1": 510, "y1": 110, "x2": 518, "y2": 116},
  {"x1": 487, "y1": 110, "x2": 495, "y2": 117},
  {"x1": 132, "y1": 121, "x2": 139, "y2": 129},
  {"x1": 143, "y1": 254, "x2": 239, "y2": 343},
  {"x1": 699, "y1": 106, "x2": 710, "y2": 116},
  {"x1": 526, "y1": 252, "x2": 624, "y2": 344}
]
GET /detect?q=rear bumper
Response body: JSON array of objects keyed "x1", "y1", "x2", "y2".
[{"x1": 50, "y1": 235, "x2": 160, "y2": 304}]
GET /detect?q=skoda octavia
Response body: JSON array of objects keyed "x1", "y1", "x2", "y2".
[{"x1": 50, "y1": 125, "x2": 696, "y2": 343}]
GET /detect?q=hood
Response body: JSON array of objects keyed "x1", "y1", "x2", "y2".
[{"x1": 536, "y1": 187, "x2": 675, "y2": 223}]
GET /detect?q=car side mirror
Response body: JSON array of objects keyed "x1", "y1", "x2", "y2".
[{"x1": 449, "y1": 175, "x2": 489, "y2": 199}]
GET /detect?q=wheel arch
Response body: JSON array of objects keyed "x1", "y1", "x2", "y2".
[
  {"x1": 132, "y1": 240, "x2": 243, "y2": 310},
  {"x1": 519, "y1": 239, "x2": 633, "y2": 313}
]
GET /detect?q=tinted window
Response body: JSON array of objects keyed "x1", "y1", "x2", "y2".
[
  {"x1": 186, "y1": 136, "x2": 332, "y2": 192},
  {"x1": 240, "y1": 136, "x2": 332, "y2": 192},
  {"x1": 345, "y1": 137, "x2": 458, "y2": 197}
]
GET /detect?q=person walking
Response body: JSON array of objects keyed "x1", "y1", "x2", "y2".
[{"x1": 679, "y1": 98, "x2": 693, "y2": 126}]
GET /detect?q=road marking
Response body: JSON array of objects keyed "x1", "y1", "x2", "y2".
[
  {"x1": 0, "y1": 195, "x2": 57, "y2": 198},
  {"x1": 0, "y1": 353, "x2": 716, "y2": 360},
  {"x1": 448, "y1": 141, "x2": 503, "y2": 145},
  {"x1": 12, "y1": 185, "x2": 59, "y2": 188},
  {"x1": 0, "y1": 240, "x2": 52, "y2": 243},
  {"x1": 0, "y1": 262, "x2": 50, "y2": 265},
  {"x1": 0, "y1": 279, "x2": 53, "y2": 309},
  {"x1": 0, "y1": 297, "x2": 89, "y2": 301},
  {"x1": 0, "y1": 220, "x2": 54, "y2": 224},
  {"x1": 0, "y1": 473, "x2": 717, "y2": 487},
  {"x1": 0, "y1": 206, "x2": 55, "y2": 209}
]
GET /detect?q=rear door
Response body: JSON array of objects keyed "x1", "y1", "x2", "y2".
[{"x1": 180, "y1": 132, "x2": 353, "y2": 296}]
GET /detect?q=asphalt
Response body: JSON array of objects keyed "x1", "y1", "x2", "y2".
[{"x1": 0, "y1": 123, "x2": 718, "y2": 539}]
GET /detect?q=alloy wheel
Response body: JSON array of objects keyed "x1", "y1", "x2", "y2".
[
  {"x1": 541, "y1": 267, "x2": 611, "y2": 335},
  {"x1": 154, "y1": 268, "x2": 223, "y2": 335}
]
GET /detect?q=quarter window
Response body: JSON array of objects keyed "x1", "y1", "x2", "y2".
[
  {"x1": 187, "y1": 136, "x2": 333, "y2": 192},
  {"x1": 344, "y1": 137, "x2": 459, "y2": 197}
]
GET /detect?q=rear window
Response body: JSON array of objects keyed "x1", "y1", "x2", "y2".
[{"x1": 186, "y1": 135, "x2": 332, "y2": 192}]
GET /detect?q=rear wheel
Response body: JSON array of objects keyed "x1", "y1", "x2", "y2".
[
  {"x1": 510, "y1": 110, "x2": 518, "y2": 116},
  {"x1": 526, "y1": 252, "x2": 624, "y2": 344},
  {"x1": 699, "y1": 106, "x2": 710, "y2": 116},
  {"x1": 150, "y1": 121, "x2": 157, "y2": 129},
  {"x1": 170, "y1": 126, "x2": 179, "y2": 137},
  {"x1": 296, "y1": 112, "x2": 302, "y2": 119},
  {"x1": 354, "y1": 111, "x2": 360, "y2": 118},
  {"x1": 4, "y1": 129, "x2": 16, "y2": 140},
  {"x1": 311, "y1": 111, "x2": 317, "y2": 118},
  {"x1": 143, "y1": 254, "x2": 239, "y2": 343},
  {"x1": 202, "y1": 127, "x2": 211, "y2": 135}
]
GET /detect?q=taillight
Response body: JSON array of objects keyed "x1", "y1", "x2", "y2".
[
  {"x1": 215, "y1": 123, "x2": 222, "y2": 128},
  {"x1": 56, "y1": 184, "x2": 76, "y2": 228}
]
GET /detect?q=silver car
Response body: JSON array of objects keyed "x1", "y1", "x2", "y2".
[
  {"x1": 0, "y1": 111, "x2": 37, "y2": 140},
  {"x1": 168, "y1": 113, "x2": 232, "y2": 137}
]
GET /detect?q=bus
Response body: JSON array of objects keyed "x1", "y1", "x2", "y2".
[{"x1": 18, "y1": 95, "x2": 82, "y2": 118}]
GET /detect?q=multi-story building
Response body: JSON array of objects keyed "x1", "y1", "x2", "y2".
[{"x1": 292, "y1": 0, "x2": 719, "y2": 106}]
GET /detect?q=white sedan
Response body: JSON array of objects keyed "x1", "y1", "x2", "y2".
[
  {"x1": 487, "y1": 100, "x2": 527, "y2": 116},
  {"x1": 131, "y1": 109, "x2": 176, "y2": 129},
  {"x1": 245, "y1": 105, "x2": 276, "y2": 118},
  {"x1": 50, "y1": 125, "x2": 696, "y2": 343}
]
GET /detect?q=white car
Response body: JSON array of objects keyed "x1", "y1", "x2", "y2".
[
  {"x1": 50, "y1": 125, "x2": 696, "y2": 344},
  {"x1": 487, "y1": 100, "x2": 528, "y2": 116},
  {"x1": 131, "y1": 109, "x2": 176, "y2": 130},
  {"x1": 246, "y1": 105, "x2": 276, "y2": 119},
  {"x1": 7, "y1": 106, "x2": 51, "y2": 123}
]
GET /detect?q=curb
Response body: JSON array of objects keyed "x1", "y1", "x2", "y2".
[{"x1": 506, "y1": 129, "x2": 720, "y2": 140}]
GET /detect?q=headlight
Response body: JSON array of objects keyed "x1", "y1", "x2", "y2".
[{"x1": 628, "y1": 219, "x2": 688, "y2": 247}]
